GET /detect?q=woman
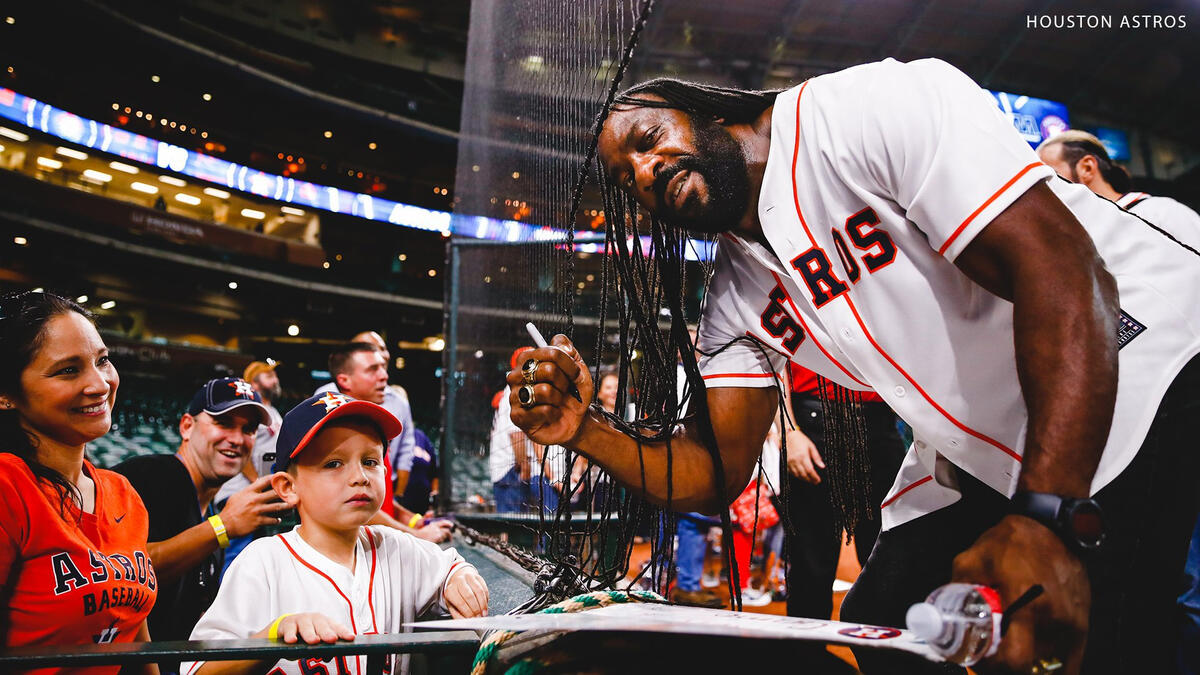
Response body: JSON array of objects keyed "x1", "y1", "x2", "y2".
[{"x1": 0, "y1": 291, "x2": 157, "y2": 674}]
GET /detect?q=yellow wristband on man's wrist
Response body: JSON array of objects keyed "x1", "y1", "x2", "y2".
[
  {"x1": 208, "y1": 514, "x2": 230, "y2": 549},
  {"x1": 408, "y1": 514, "x2": 422, "y2": 528},
  {"x1": 268, "y1": 613, "x2": 293, "y2": 640}
]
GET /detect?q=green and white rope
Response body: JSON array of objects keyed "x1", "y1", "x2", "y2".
[{"x1": 471, "y1": 590, "x2": 667, "y2": 675}]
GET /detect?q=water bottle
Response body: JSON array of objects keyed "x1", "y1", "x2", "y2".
[{"x1": 905, "y1": 583, "x2": 1003, "y2": 666}]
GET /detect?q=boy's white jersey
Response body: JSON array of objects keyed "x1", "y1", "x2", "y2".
[
  {"x1": 182, "y1": 526, "x2": 473, "y2": 675},
  {"x1": 696, "y1": 58, "x2": 1200, "y2": 531}
]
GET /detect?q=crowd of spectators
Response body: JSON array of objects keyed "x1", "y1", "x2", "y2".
[{"x1": 0, "y1": 290, "x2": 481, "y2": 675}]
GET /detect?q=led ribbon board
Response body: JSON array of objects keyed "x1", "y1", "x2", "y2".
[{"x1": 0, "y1": 87, "x2": 726, "y2": 258}]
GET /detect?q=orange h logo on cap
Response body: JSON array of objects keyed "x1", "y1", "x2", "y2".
[{"x1": 313, "y1": 392, "x2": 350, "y2": 412}]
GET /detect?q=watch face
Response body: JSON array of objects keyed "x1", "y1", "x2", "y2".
[{"x1": 1068, "y1": 499, "x2": 1105, "y2": 549}]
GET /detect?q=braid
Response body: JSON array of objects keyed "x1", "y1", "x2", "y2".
[
  {"x1": 816, "y1": 376, "x2": 873, "y2": 540},
  {"x1": 614, "y1": 78, "x2": 779, "y2": 123}
]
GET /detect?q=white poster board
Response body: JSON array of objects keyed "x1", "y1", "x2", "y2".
[{"x1": 414, "y1": 602, "x2": 943, "y2": 661}]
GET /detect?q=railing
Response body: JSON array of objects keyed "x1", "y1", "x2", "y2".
[{"x1": 0, "y1": 631, "x2": 480, "y2": 674}]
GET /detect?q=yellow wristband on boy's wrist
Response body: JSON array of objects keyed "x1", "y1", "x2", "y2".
[
  {"x1": 208, "y1": 515, "x2": 230, "y2": 549},
  {"x1": 408, "y1": 514, "x2": 422, "y2": 528},
  {"x1": 268, "y1": 613, "x2": 293, "y2": 640}
]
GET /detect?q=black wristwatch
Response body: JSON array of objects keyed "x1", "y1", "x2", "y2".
[{"x1": 1010, "y1": 491, "x2": 1106, "y2": 551}]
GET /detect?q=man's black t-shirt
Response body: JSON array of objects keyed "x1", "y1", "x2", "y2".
[{"x1": 114, "y1": 454, "x2": 221, "y2": 666}]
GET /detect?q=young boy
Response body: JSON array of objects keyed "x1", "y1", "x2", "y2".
[{"x1": 182, "y1": 392, "x2": 489, "y2": 675}]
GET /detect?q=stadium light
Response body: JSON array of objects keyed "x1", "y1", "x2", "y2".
[
  {"x1": 109, "y1": 161, "x2": 139, "y2": 174},
  {"x1": 202, "y1": 93, "x2": 212, "y2": 101},
  {"x1": 100, "y1": 300, "x2": 116, "y2": 310},
  {"x1": 36, "y1": 157, "x2": 63, "y2": 170},
  {"x1": 76, "y1": 295, "x2": 88, "y2": 303},
  {"x1": 13, "y1": 236, "x2": 27, "y2": 245},
  {"x1": 0, "y1": 126, "x2": 28, "y2": 142},
  {"x1": 82, "y1": 169, "x2": 113, "y2": 183},
  {"x1": 130, "y1": 182, "x2": 158, "y2": 194},
  {"x1": 203, "y1": 187, "x2": 230, "y2": 199},
  {"x1": 159, "y1": 175, "x2": 186, "y2": 187},
  {"x1": 228, "y1": 281, "x2": 238, "y2": 290},
  {"x1": 55, "y1": 147, "x2": 88, "y2": 161},
  {"x1": 287, "y1": 324, "x2": 300, "y2": 337},
  {"x1": 175, "y1": 193, "x2": 201, "y2": 206}
]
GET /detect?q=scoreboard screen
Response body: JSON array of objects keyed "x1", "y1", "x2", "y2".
[{"x1": 988, "y1": 89, "x2": 1070, "y2": 148}]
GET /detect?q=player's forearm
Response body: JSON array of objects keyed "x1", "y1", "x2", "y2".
[
  {"x1": 567, "y1": 409, "x2": 740, "y2": 513},
  {"x1": 1012, "y1": 258, "x2": 1118, "y2": 497},
  {"x1": 146, "y1": 522, "x2": 223, "y2": 585}
]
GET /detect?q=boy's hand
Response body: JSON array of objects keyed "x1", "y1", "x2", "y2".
[
  {"x1": 445, "y1": 568, "x2": 489, "y2": 619},
  {"x1": 416, "y1": 520, "x2": 453, "y2": 543},
  {"x1": 267, "y1": 612, "x2": 355, "y2": 644}
]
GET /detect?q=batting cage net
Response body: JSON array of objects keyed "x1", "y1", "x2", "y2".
[{"x1": 444, "y1": 0, "x2": 737, "y2": 607}]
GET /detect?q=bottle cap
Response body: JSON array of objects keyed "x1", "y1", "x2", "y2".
[{"x1": 906, "y1": 602, "x2": 945, "y2": 640}]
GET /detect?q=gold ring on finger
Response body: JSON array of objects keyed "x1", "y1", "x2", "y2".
[
  {"x1": 522, "y1": 358, "x2": 539, "y2": 384},
  {"x1": 518, "y1": 383, "x2": 537, "y2": 409}
]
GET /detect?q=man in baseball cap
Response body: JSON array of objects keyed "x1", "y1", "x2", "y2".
[{"x1": 114, "y1": 377, "x2": 282, "y2": 672}]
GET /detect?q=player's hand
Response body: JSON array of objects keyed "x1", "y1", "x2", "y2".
[
  {"x1": 785, "y1": 429, "x2": 824, "y2": 484},
  {"x1": 220, "y1": 474, "x2": 289, "y2": 538},
  {"x1": 266, "y1": 612, "x2": 355, "y2": 644},
  {"x1": 445, "y1": 568, "x2": 490, "y2": 619},
  {"x1": 507, "y1": 335, "x2": 594, "y2": 447},
  {"x1": 952, "y1": 515, "x2": 1089, "y2": 675},
  {"x1": 415, "y1": 520, "x2": 453, "y2": 543}
]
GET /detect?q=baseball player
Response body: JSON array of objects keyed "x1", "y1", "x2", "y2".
[
  {"x1": 1036, "y1": 129, "x2": 1200, "y2": 251},
  {"x1": 182, "y1": 393, "x2": 488, "y2": 675},
  {"x1": 510, "y1": 57, "x2": 1200, "y2": 673}
]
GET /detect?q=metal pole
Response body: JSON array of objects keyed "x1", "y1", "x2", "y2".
[{"x1": 438, "y1": 238, "x2": 462, "y2": 513}]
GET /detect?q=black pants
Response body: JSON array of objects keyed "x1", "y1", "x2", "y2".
[
  {"x1": 785, "y1": 396, "x2": 907, "y2": 621},
  {"x1": 841, "y1": 356, "x2": 1200, "y2": 674}
]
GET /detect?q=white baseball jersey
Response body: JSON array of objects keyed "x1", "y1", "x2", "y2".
[
  {"x1": 696, "y1": 58, "x2": 1200, "y2": 530},
  {"x1": 181, "y1": 526, "x2": 474, "y2": 675},
  {"x1": 1116, "y1": 192, "x2": 1200, "y2": 252}
]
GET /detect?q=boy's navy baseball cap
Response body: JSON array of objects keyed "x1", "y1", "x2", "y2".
[
  {"x1": 272, "y1": 392, "x2": 403, "y2": 473},
  {"x1": 186, "y1": 377, "x2": 271, "y2": 426}
]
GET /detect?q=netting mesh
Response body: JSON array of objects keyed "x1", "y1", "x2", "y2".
[
  {"x1": 446, "y1": 0, "x2": 760, "y2": 608},
  {"x1": 447, "y1": 0, "x2": 674, "y2": 599}
]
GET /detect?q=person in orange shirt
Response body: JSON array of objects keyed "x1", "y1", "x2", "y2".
[{"x1": 0, "y1": 290, "x2": 157, "y2": 674}]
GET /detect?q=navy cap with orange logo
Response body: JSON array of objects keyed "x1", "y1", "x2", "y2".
[
  {"x1": 186, "y1": 377, "x2": 271, "y2": 426},
  {"x1": 272, "y1": 392, "x2": 403, "y2": 473}
]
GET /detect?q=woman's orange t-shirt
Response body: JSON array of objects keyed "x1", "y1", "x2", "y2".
[{"x1": 0, "y1": 454, "x2": 157, "y2": 674}]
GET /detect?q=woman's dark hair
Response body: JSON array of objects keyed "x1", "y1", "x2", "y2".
[
  {"x1": 0, "y1": 290, "x2": 94, "y2": 516},
  {"x1": 614, "y1": 78, "x2": 780, "y2": 124}
]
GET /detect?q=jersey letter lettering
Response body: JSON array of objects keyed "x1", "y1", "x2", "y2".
[
  {"x1": 51, "y1": 552, "x2": 89, "y2": 595},
  {"x1": 759, "y1": 285, "x2": 805, "y2": 353},
  {"x1": 790, "y1": 247, "x2": 849, "y2": 307},
  {"x1": 845, "y1": 208, "x2": 897, "y2": 272}
]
